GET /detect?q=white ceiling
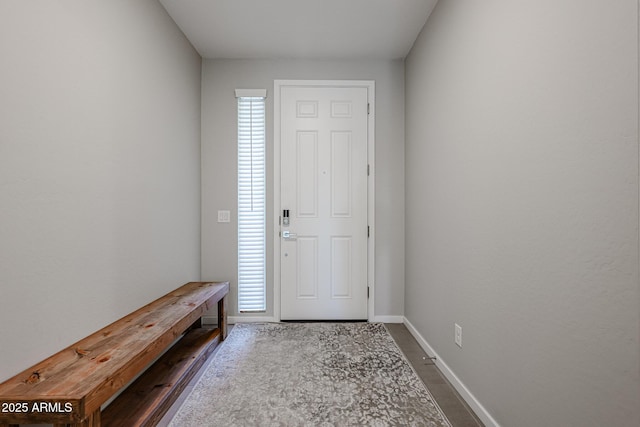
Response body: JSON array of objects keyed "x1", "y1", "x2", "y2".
[{"x1": 159, "y1": 0, "x2": 438, "y2": 60}]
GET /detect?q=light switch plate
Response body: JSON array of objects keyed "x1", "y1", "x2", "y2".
[{"x1": 217, "y1": 210, "x2": 231, "y2": 223}]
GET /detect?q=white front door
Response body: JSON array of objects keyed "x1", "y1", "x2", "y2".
[{"x1": 279, "y1": 85, "x2": 369, "y2": 320}]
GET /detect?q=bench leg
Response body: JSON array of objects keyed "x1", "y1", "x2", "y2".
[{"x1": 217, "y1": 295, "x2": 228, "y2": 340}]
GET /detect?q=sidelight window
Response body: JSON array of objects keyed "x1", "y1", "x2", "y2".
[{"x1": 236, "y1": 89, "x2": 267, "y2": 312}]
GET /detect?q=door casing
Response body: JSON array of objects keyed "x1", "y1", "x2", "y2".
[{"x1": 273, "y1": 80, "x2": 375, "y2": 322}]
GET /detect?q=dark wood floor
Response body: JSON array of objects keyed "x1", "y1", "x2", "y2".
[
  {"x1": 385, "y1": 323, "x2": 484, "y2": 427},
  {"x1": 159, "y1": 323, "x2": 484, "y2": 427}
]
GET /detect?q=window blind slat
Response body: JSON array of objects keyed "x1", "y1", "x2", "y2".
[{"x1": 237, "y1": 96, "x2": 266, "y2": 312}]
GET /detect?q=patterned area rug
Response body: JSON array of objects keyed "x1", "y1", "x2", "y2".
[{"x1": 169, "y1": 323, "x2": 452, "y2": 427}]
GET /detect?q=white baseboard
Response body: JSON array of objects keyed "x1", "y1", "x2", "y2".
[
  {"x1": 213, "y1": 315, "x2": 404, "y2": 324},
  {"x1": 228, "y1": 315, "x2": 278, "y2": 324},
  {"x1": 203, "y1": 315, "x2": 278, "y2": 325},
  {"x1": 403, "y1": 317, "x2": 500, "y2": 427},
  {"x1": 373, "y1": 315, "x2": 404, "y2": 323}
]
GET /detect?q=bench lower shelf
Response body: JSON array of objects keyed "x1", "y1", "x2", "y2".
[{"x1": 100, "y1": 326, "x2": 222, "y2": 427}]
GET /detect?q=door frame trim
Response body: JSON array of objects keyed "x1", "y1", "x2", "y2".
[{"x1": 273, "y1": 80, "x2": 375, "y2": 321}]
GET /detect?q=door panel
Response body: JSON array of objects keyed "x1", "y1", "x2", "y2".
[
  {"x1": 331, "y1": 131, "x2": 352, "y2": 217},
  {"x1": 296, "y1": 236, "x2": 318, "y2": 298},
  {"x1": 296, "y1": 131, "x2": 318, "y2": 217},
  {"x1": 280, "y1": 86, "x2": 368, "y2": 320}
]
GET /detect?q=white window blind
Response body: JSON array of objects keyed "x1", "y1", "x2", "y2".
[{"x1": 236, "y1": 90, "x2": 266, "y2": 312}]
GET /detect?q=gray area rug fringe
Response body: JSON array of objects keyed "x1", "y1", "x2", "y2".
[{"x1": 169, "y1": 322, "x2": 452, "y2": 427}]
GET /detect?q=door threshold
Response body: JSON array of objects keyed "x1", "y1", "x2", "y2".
[{"x1": 280, "y1": 319, "x2": 368, "y2": 323}]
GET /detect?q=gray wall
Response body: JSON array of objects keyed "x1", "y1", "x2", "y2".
[
  {"x1": 405, "y1": 1, "x2": 639, "y2": 426},
  {"x1": 0, "y1": 1, "x2": 202, "y2": 382},
  {"x1": 201, "y1": 59, "x2": 405, "y2": 320}
]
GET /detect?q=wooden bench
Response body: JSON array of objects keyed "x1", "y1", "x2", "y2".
[{"x1": 0, "y1": 281, "x2": 229, "y2": 427}]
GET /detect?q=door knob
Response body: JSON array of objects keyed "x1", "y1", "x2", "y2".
[{"x1": 282, "y1": 231, "x2": 297, "y2": 240}]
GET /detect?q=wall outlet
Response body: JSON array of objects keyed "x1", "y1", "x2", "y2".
[
  {"x1": 454, "y1": 323, "x2": 463, "y2": 348},
  {"x1": 217, "y1": 210, "x2": 231, "y2": 223}
]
